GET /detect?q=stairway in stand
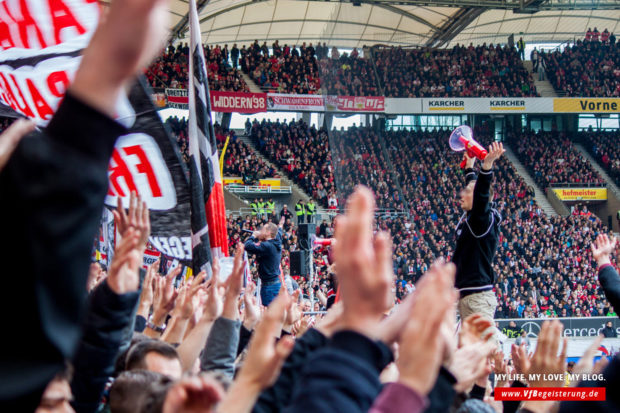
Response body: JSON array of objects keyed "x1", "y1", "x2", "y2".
[
  {"x1": 503, "y1": 144, "x2": 558, "y2": 216},
  {"x1": 522, "y1": 60, "x2": 557, "y2": 97},
  {"x1": 240, "y1": 72, "x2": 264, "y2": 94},
  {"x1": 236, "y1": 134, "x2": 315, "y2": 206}
]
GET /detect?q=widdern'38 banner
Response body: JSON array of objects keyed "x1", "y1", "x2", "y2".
[{"x1": 0, "y1": 0, "x2": 195, "y2": 263}]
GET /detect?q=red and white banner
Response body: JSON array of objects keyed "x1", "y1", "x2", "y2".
[
  {"x1": 267, "y1": 93, "x2": 324, "y2": 111},
  {"x1": 211, "y1": 91, "x2": 266, "y2": 113},
  {"x1": 0, "y1": 0, "x2": 100, "y2": 123},
  {"x1": 325, "y1": 95, "x2": 385, "y2": 112},
  {"x1": 166, "y1": 89, "x2": 267, "y2": 113}
]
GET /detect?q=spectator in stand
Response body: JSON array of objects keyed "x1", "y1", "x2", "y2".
[
  {"x1": 542, "y1": 35, "x2": 619, "y2": 97},
  {"x1": 319, "y1": 47, "x2": 380, "y2": 96},
  {"x1": 579, "y1": 129, "x2": 620, "y2": 187},
  {"x1": 512, "y1": 130, "x2": 605, "y2": 190},
  {"x1": 375, "y1": 44, "x2": 537, "y2": 98},
  {"x1": 146, "y1": 43, "x2": 250, "y2": 93}
]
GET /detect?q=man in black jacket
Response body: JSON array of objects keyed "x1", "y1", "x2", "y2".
[
  {"x1": 245, "y1": 218, "x2": 285, "y2": 306},
  {"x1": 452, "y1": 142, "x2": 505, "y2": 329}
]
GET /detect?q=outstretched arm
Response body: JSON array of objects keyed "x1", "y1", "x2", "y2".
[
  {"x1": 469, "y1": 142, "x2": 504, "y2": 231},
  {"x1": 592, "y1": 234, "x2": 620, "y2": 315}
]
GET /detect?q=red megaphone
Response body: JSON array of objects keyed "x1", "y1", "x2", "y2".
[
  {"x1": 449, "y1": 125, "x2": 488, "y2": 168},
  {"x1": 312, "y1": 237, "x2": 333, "y2": 249}
]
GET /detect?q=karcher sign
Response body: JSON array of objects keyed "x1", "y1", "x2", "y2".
[
  {"x1": 552, "y1": 188, "x2": 608, "y2": 201},
  {"x1": 553, "y1": 98, "x2": 620, "y2": 113}
]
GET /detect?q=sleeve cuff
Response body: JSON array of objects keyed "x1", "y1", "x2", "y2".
[{"x1": 330, "y1": 331, "x2": 394, "y2": 373}]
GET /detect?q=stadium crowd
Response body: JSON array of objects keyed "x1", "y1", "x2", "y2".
[
  {"x1": 542, "y1": 33, "x2": 619, "y2": 97},
  {"x1": 249, "y1": 119, "x2": 338, "y2": 208},
  {"x1": 240, "y1": 120, "x2": 616, "y2": 319},
  {"x1": 146, "y1": 43, "x2": 250, "y2": 93},
  {"x1": 375, "y1": 44, "x2": 538, "y2": 98},
  {"x1": 578, "y1": 129, "x2": 620, "y2": 187},
  {"x1": 5, "y1": 2, "x2": 619, "y2": 411},
  {"x1": 240, "y1": 40, "x2": 321, "y2": 94},
  {"x1": 512, "y1": 130, "x2": 606, "y2": 190}
]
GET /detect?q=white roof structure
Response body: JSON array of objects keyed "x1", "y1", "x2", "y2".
[{"x1": 163, "y1": 0, "x2": 620, "y2": 49}]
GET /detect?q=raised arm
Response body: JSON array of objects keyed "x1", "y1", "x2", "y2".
[
  {"x1": 470, "y1": 142, "x2": 504, "y2": 231},
  {"x1": 591, "y1": 234, "x2": 620, "y2": 315}
]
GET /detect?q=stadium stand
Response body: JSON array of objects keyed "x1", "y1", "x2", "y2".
[
  {"x1": 375, "y1": 44, "x2": 538, "y2": 97},
  {"x1": 542, "y1": 35, "x2": 619, "y2": 97},
  {"x1": 146, "y1": 43, "x2": 250, "y2": 92},
  {"x1": 511, "y1": 130, "x2": 606, "y2": 190},
  {"x1": 578, "y1": 130, "x2": 620, "y2": 186}
]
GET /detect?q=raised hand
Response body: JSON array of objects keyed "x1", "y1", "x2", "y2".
[
  {"x1": 218, "y1": 292, "x2": 295, "y2": 413},
  {"x1": 243, "y1": 282, "x2": 261, "y2": 331},
  {"x1": 222, "y1": 244, "x2": 246, "y2": 320},
  {"x1": 482, "y1": 142, "x2": 505, "y2": 170},
  {"x1": 151, "y1": 266, "x2": 182, "y2": 326},
  {"x1": 106, "y1": 228, "x2": 142, "y2": 294},
  {"x1": 591, "y1": 234, "x2": 617, "y2": 267},
  {"x1": 527, "y1": 320, "x2": 567, "y2": 388},
  {"x1": 113, "y1": 191, "x2": 151, "y2": 250},
  {"x1": 396, "y1": 261, "x2": 458, "y2": 395},
  {"x1": 71, "y1": 0, "x2": 170, "y2": 116},
  {"x1": 284, "y1": 290, "x2": 302, "y2": 329},
  {"x1": 510, "y1": 343, "x2": 531, "y2": 376},
  {"x1": 463, "y1": 152, "x2": 476, "y2": 169},
  {"x1": 333, "y1": 186, "x2": 393, "y2": 336},
  {"x1": 459, "y1": 313, "x2": 494, "y2": 348},
  {"x1": 449, "y1": 342, "x2": 496, "y2": 393},
  {"x1": 0, "y1": 119, "x2": 35, "y2": 172},
  {"x1": 162, "y1": 375, "x2": 225, "y2": 413}
]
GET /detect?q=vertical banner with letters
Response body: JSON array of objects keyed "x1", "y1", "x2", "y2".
[{"x1": 105, "y1": 81, "x2": 193, "y2": 264}]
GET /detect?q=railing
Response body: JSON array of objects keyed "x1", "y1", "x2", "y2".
[
  {"x1": 227, "y1": 207, "x2": 409, "y2": 219},
  {"x1": 226, "y1": 185, "x2": 292, "y2": 194}
]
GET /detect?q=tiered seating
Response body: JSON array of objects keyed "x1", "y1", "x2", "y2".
[
  {"x1": 512, "y1": 131, "x2": 605, "y2": 190},
  {"x1": 374, "y1": 44, "x2": 537, "y2": 97},
  {"x1": 384, "y1": 127, "x2": 612, "y2": 318},
  {"x1": 543, "y1": 38, "x2": 619, "y2": 97},
  {"x1": 318, "y1": 50, "x2": 380, "y2": 96},
  {"x1": 146, "y1": 44, "x2": 250, "y2": 92},
  {"x1": 579, "y1": 130, "x2": 620, "y2": 186},
  {"x1": 249, "y1": 119, "x2": 337, "y2": 207},
  {"x1": 241, "y1": 41, "x2": 321, "y2": 94}
]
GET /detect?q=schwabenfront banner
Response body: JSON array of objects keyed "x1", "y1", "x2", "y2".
[{"x1": 552, "y1": 187, "x2": 608, "y2": 201}]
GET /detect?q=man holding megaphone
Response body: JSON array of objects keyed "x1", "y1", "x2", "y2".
[{"x1": 452, "y1": 138, "x2": 505, "y2": 339}]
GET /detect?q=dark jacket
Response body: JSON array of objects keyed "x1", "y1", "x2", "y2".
[
  {"x1": 0, "y1": 93, "x2": 126, "y2": 411},
  {"x1": 244, "y1": 229, "x2": 283, "y2": 283},
  {"x1": 282, "y1": 331, "x2": 393, "y2": 413},
  {"x1": 71, "y1": 280, "x2": 141, "y2": 413},
  {"x1": 598, "y1": 265, "x2": 620, "y2": 318},
  {"x1": 254, "y1": 328, "x2": 328, "y2": 413},
  {"x1": 452, "y1": 168, "x2": 502, "y2": 292}
]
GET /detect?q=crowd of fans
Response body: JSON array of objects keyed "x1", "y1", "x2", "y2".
[
  {"x1": 240, "y1": 120, "x2": 615, "y2": 319},
  {"x1": 4, "y1": 2, "x2": 620, "y2": 413},
  {"x1": 164, "y1": 116, "x2": 274, "y2": 185},
  {"x1": 542, "y1": 33, "x2": 619, "y2": 97},
  {"x1": 146, "y1": 43, "x2": 250, "y2": 92},
  {"x1": 318, "y1": 49, "x2": 381, "y2": 96},
  {"x1": 249, "y1": 119, "x2": 338, "y2": 208},
  {"x1": 512, "y1": 130, "x2": 605, "y2": 190},
  {"x1": 240, "y1": 40, "x2": 321, "y2": 94},
  {"x1": 374, "y1": 44, "x2": 538, "y2": 97},
  {"x1": 383, "y1": 127, "x2": 613, "y2": 319},
  {"x1": 578, "y1": 129, "x2": 620, "y2": 186}
]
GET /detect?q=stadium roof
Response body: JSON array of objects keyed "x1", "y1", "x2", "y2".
[{"x1": 165, "y1": 0, "x2": 620, "y2": 49}]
